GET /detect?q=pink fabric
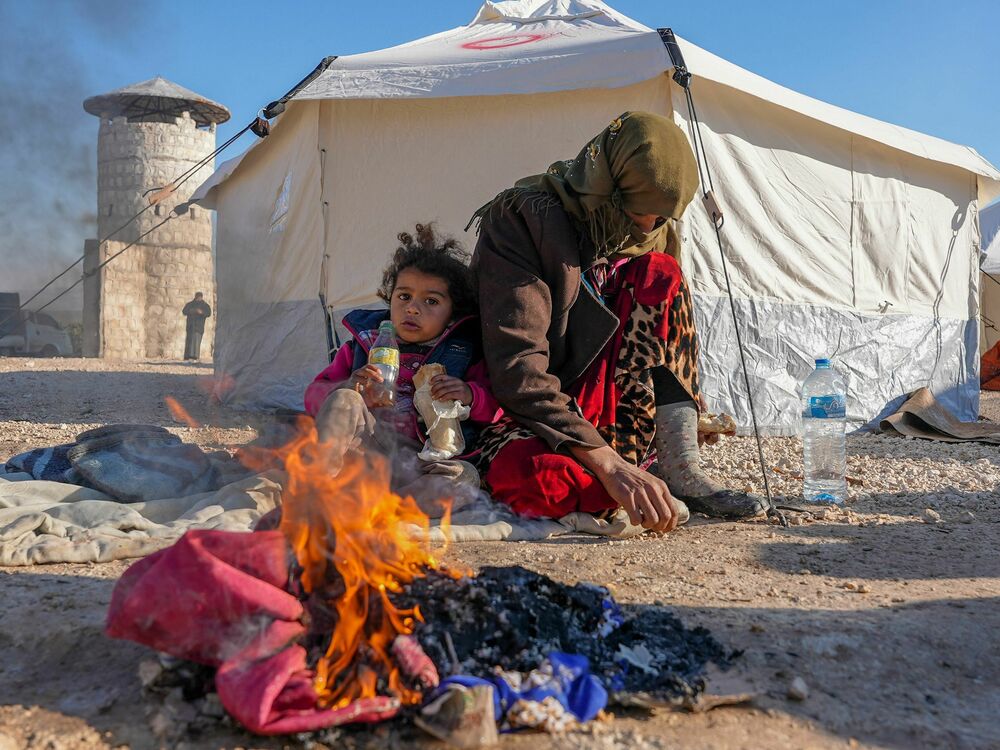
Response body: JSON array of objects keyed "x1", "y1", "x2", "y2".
[
  {"x1": 105, "y1": 530, "x2": 401, "y2": 735},
  {"x1": 304, "y1": 344, "x2": 354, "y2": 416},
  {"x1": 215, "y1": 643, "x2": 400, "y2": 734}
]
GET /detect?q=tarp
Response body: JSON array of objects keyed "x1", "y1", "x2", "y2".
[{"x1": 194, "y1": 0, "x2": 1000, "y2": 432}]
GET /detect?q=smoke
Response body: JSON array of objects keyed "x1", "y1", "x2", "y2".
[{"x1": 0, "y1": 1, "x2": 152, "y2": 315}]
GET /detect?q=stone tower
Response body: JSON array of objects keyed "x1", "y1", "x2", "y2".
[{"x1": 82, "y1": 77, "x2": 230, "y2": 359}]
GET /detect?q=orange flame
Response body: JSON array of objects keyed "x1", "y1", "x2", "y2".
[
  {"x1": 272, "y1": 420, "x2": 452, "y2": 708},
  {"x1": 165, "y1": 396, "x2": 201, "y2": 428}
]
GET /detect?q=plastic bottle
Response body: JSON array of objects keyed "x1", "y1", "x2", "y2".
[
  {"x1": 367, "y1": 321, "x2": 399, "y2": 408},
  {"x1": 801, "y1": 358, "x2": 847, "y2": 505}
]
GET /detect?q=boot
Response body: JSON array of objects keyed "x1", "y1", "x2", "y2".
[{"x1": 654, "y1": 400, "x2": 767, "y2": 519}]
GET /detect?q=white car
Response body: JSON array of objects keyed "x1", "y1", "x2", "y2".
[{"x1": 0, "y1": 311, "x2": 74, "y2": 357}]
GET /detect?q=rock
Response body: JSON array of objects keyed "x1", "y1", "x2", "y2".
[
  {"x1": 787, "y1": 676, "x2": 809, "y2": 701},
  {"x1": 921, "y1": 508, "x2": 942, "y2": 524},
  {"x1": 842, "y1": 581, "x2": 859, "y2": 591},
  {"x1": 138, "y1": 658, "x2": 163, "y2": 688},
  {"x1": 198, "y1": 693, "x2": 226, "y2": 719},
  {"x1": 149, "y1": 709, "x2": 174, "y2": 738},
  {"x1": 957, "y1": 511, "x2": 976, "y2": 524},
  {"x1": 0, "y1": 733, "x2": 18, "y2": 750}
]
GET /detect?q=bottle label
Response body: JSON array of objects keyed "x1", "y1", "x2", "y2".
[
  {"x1": 369, "y1": 346, "x2": 399, "y2": 367},
  {"x1": 808, "y1": 395, "x2": 845, "y2": 419}
]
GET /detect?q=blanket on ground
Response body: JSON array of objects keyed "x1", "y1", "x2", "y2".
[
  {"x1": 879, "y1": 387, "x2": 1000, "y2": 444},
  {"x1": 5, "y1": 424, "x2": 251, "y2": 502},
  {"x1": 0, "y1": 471, "x2": 283, "y2": 566},
  {"x1": 0, "y1": 467, "x2": 643, "y2": 566}
]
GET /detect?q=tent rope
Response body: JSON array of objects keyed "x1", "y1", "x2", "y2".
[
  {"x1": 27, "y1": 211, "x2": 182, "y2": 319},
  {"x1": 659, "y1": 28, "x2": 783, "y2": 525},
  {"x1": 2, "y1": 118, "x2": 259, "y2": 334}
]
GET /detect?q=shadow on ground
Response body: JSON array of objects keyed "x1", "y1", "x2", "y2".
[
  {"x1": 672, "y1": 595, "x2": 1000, "y2": 750},
  {"x1": 757, "y1": 508, "x2": 999, "y2": 580}
]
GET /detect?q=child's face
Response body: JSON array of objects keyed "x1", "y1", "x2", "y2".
[{"x1": 389, "y1": 267, "x2": 455, "y2": 344}]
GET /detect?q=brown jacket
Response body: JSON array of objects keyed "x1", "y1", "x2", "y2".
[{"x1": 470, "y1": 194, "x2": 619, "y2": 452}]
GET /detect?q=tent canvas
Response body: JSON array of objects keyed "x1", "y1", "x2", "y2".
[
  {"x1": 980, "y1": 201, "x2": 1000, "y2": 352},
  {"x1": 193, "y1": 0, "x2": 1000, "y2": 434}
]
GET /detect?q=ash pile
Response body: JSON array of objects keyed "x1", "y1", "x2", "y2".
[{"x1": 402, "y1": 565, "x2": 734, "y2": 704}]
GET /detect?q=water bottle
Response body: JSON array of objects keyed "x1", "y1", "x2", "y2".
[
  {"x1": 367, "y1": 321, "x2": 399, "y2": 408},
  {"x1": 801, "y1": 358, "x2": 847, "y2": 505}
]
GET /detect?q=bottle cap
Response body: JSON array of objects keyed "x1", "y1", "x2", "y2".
[{"x1": 815, "y1": 358, "x2": 831, "y2": 367}]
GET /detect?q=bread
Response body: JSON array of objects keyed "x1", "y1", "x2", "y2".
[
  {"x1": 413, "y1": 362, "x2": 445, "y2": 390},
  {"x1": 413, "y1": 363, "x2": 466, "y2": 460},
  {"x1": 698, "y1": 412, "x2": 737, "y2": 435}
]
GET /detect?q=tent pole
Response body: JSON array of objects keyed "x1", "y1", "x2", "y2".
[
  {"x1": 263, "y1": 56, "x2": 339, "y2": 119},
  {"x1": 658, "y1": 28, "x2": 783, "y2": 523}
]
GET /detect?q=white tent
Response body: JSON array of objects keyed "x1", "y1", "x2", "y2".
[
  {"x1": 980, "y1": 201, "x2": 1000, "y2": 352},
  {"x1": 193, "y1": 0, "x2": 1000, "y2": 433}
]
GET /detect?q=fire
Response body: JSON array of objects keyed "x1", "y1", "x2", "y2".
[
  {"x1": 273, "y1": 419, "x2": 451, "y2": 708},
  {"x1": 165, "y1": 395, "x2": 200, "y2": 428}
]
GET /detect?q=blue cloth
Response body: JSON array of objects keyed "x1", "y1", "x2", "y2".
[
  {"x1": 5, "y1": 444, "x2": 75, "y2": 482},
  {"x1": 437, "y1": 652, "x2": 607, "y2": 727}
]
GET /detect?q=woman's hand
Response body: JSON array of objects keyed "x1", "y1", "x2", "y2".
[
  {"x1": 570, "y1": 445, "x2": 680, "y2": 533},
  {"x1": 430, "y1": 374, "x2": 473, "y2": 405}
]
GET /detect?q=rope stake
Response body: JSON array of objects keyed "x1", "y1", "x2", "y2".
[{"x1": 658, "y1": 28, "x2": 783, "y2": 524}]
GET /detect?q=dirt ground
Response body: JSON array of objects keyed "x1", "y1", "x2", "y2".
[{"x1": 1, "y1": 358, "x2": 999, "y2": 750}]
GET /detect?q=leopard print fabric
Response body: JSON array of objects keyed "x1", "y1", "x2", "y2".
[{"x1": 476, "y1": 277, "x2": 701, "y2": 468}]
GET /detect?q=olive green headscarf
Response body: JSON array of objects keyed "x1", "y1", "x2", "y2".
[{"x1": 470, "y1": 111, "x2": 700, "y2": 262}]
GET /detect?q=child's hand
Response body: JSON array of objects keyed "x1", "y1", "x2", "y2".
[
  {"x1": 351, "y1": 365, "x2": 385, "y2": 408},
  {"x1": 430, "y1": 374, "x2": 473, "y2": 405},
  {"x1": 351, "y1": 364, "x2": 384, "y2": 388}
]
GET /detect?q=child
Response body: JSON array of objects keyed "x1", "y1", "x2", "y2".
[{"x1": 304, "y1": 224, "x2": 501, "y2": 514}]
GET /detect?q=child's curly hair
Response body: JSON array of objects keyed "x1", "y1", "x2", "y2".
[{"x1": 377, "y1": 223, "x2": 476, "y2": 318}]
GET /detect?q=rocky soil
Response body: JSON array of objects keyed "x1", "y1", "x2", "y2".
[{"x1": 1, "y1": 358, "x2": 999, "y2": 749}]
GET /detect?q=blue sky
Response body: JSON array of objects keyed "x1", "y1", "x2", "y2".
[{"x1": 1, "y1": 0, "x2": 997, "y2": 305}]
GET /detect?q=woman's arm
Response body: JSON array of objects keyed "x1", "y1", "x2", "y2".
[{"x1": 473, "y1": 207, "x2": 605, "y2": 452}]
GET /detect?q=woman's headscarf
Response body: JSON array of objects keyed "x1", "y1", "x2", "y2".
[{"x1": 470, "y1": 111, "x2": 700, "y2": 262}]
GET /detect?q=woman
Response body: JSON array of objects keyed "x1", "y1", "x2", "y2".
[{"x1": 468, "y1": 111, "x2": 765, "y2": 532}]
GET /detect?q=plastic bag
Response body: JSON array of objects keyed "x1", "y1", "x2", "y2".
[{"x1": 412, "y1": 364, "x2": 471, "y2": 461}]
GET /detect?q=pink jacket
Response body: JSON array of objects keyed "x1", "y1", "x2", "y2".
[{"x1": 304, "y1": 315, "x2": 502, "y2": 447}]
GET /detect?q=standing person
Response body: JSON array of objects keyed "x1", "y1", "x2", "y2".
[
  {"x1": 468, "y1": 111, "x2": 767, "y2": 532},
  {"x1": 182, "y1": 292, "x2": 211, "y2": 361}
]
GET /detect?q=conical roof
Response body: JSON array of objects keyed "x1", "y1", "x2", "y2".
[{"x1": 84, "y1": 76, "x2": 230, "y2": 125}]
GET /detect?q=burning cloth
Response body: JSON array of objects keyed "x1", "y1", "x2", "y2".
[{"x1": 105, "y1": 423, "x2": 730, "y2": 737}]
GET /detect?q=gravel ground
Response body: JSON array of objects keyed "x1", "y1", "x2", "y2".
[{"x1": 1, "y1": 357, "x2": 999, "y2": 749}]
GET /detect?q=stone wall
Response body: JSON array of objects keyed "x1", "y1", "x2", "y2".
[
  {"x1": 91, "y1": 111, "x2": 217, "y2": 359},
  {"x1": 98, "y1": 239, "x2": 146, "y2": 360},
  {"x1": 82, "y1": 239, "x2": 101, "y2": 358},
  {"x1": 146, "y1": 242, "x2": 215, "y2": 358}
]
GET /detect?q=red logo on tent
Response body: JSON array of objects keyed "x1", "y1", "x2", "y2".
[{"x1": 461, "y1": 34, "x2": 550, "y2": 50}]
